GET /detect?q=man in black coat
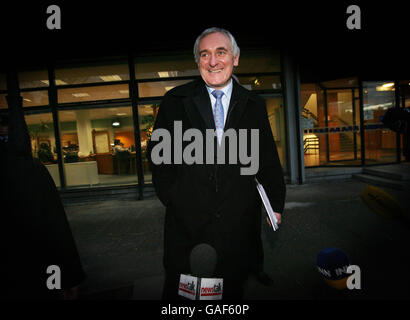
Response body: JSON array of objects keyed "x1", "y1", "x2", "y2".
[
  {"x1": 0, "y1": 72, "x2": 85, "y2": 299},
  {"x1": 148, "y1": 27, "x2": 286, "y2": 299}
]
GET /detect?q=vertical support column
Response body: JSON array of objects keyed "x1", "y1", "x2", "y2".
[
  {"x1": 352, "y1": 88, "x2": 358, "y2": 161},
  {"x1": 128, "y1": 51, "x2": 144, "y2": 200},
  {"x1": 358, "y1": 78, "x2": 365, "y2": 167},
  {"x1": 48, "y1": 65, "x2": 66, "y2": 189},
  {"x1": 76, "y1": 109, "x2": 93, "y2": 157},
  {"x1": 394, "y1": 80, "x2": 401, "y2": 163},
  {"x1": 281, "y1": 50, "x2": 305, "y2": 184}
]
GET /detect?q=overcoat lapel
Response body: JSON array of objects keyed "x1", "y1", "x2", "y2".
[
  {"x1": 224, "y1": 80, "x2": 249, "y2": 131},
  {"x1": 183, "y1": 80, "x2": 215, "y2": 131}
]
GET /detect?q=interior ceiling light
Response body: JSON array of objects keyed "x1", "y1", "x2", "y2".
[
  {"x1": 116, "y1": 113, "x2": 127, "y2": 116},
  {"x1": 381, "y1": 82, "x2": 394, "y2": 88},
  {"x1": 41, "y1": 79, "x2": 68, "y2": 85},
  {"x1": 158, "y1": 71, "x2": 169, "y2": 78},
  {"x1": 158, "y1": 71, "x2": 178, "y2": 78},
  {"x1": 100, "y1": 75, "x2": 122, "y2": 82},
  {"x1": 72, "y1": 93, "x2": 90, "y2": 97}
]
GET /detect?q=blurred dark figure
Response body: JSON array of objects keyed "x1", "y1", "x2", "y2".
[
  {"x1": 0, "y1": 74, "x2": 85, "y2": 299},
  {"x1": 381, "y1": 107, "x2": 410, "y2": 161}
]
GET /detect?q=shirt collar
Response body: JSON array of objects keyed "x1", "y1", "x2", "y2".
[{"x1": 205, "y1": 78, "x2": 233, "y2": 98}]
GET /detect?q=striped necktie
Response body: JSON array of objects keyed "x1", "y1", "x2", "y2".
[{"x1": 211, "y1": 90, "x2": 224, "y2": 144}]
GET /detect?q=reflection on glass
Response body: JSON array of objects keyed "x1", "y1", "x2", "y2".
[
  {"x1": 138, "y1": 79, "x2": 193, "y2": 98},
  {"x1": 138, "y1": 104, "x2": 159, "y2": 183},
  {"x1": 58, "y1": 106, "x2": 138, "y2": 188},
  {"x1": 237, "y1": 75, "x2": 281, "y2": 91},
  {"x1": 22, "y1": 90, "x2": 49, "y2": 107},
  {"x1": 55, "y1": 63, "x2": 129, "y2": 85},
  {"x1": 57, "y1": 84, "x2": 129, "y2": 104},
  {"x1": 25, "y1": 111, "x2": 60, "y2": 187},
  {"x1": 265, "y1": 97, "x2": 287, "y2": 171},
  {"x1": 363, "y1": 81, "x2": 397, "y2": 164}
]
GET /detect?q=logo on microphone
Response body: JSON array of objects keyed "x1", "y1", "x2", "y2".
[
  {"x1": 178, "y1": 274, "x2": 198, "y2": 300},
  {"x1": 199, "y1": 278, "x2": 223, "y2": 300}
]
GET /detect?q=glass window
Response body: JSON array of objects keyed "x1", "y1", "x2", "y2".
[
  {"x1": 235, "y1": 48, "x2": 281, "y2": 73},
  {"x1": 363, "y1": 81, "x2": 397, "y2": 164},
  {"x1": 57, "y1": 84, "x2": 129, "y2": 104},
  {"x1": 22, "y1": 90, "x2": 49, "y2": 107},
  {"x1": 138, "y1": 79, "x2": 193, "y2": 98},
  {"x1": 135, "y1": 54, "x2": 199, "y2": 79},
  {"x1": 58, "y1": 106, "x2": 138, "y2": 188},
  {"x1": 25, "y1": 111, "x2": 60, "y2": 187},
  {"x1": 54, "y1": 63, "x2": 129, "y2": 86},
  {"x1": 265, "y1": 97, "x2": 287, "y2": 171},
  {"x1": 19, "y1": 70, "x2": 49, "y2": 89}
]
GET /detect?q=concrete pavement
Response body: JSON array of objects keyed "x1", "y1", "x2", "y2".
[{"x1": 64, "y1": 177, "x2": 410, "y2": 300}]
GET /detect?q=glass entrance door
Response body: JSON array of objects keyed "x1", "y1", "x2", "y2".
[
  {"x1": 301, "y1": 79, "x2": 361, "y2": 167},
  {"x1": 302, "y1": 78, "x2": 405, "y2": 167},
  {"x1": 325, "y1": 88, "x2": 360, "y2": 164}
]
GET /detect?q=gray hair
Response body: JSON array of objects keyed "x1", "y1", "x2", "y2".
[{"x1": 193, "y1": 27, "x2": 240, "y2": 64}]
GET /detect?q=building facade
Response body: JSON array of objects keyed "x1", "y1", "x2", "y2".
[{"x1": 1, "y1": 47, "x2": 408, "y2": 200}]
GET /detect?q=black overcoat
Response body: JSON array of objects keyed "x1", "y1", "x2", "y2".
[{"x1": 148, "y1": 78, "x2": 286, "y2": 280}]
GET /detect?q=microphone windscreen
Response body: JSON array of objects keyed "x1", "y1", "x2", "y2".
[
  {"x1": 317, "y1": 247, "x2": 351, "y2": 290},
  {"x1": 190, "y1": 243, "x2": 217, "y2": 278}
]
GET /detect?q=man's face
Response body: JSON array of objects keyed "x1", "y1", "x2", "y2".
[{"x1": 197, "y1": 32, "x2": 239, "y2": 89}]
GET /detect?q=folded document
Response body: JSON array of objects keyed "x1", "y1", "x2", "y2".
[{"x1": 255, "y1": 178, "x2": 279, "y2": 231}]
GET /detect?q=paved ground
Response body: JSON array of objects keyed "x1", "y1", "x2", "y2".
[{"x1": 64, "y1": 178, "x2": 410, "y2": 300}]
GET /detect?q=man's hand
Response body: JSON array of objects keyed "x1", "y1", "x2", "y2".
[
  {"x1": 266, "y1": 212, "x2": 282, "y2": 227},
  {"x1": 275, "y1": 212, "x2": 282, "y2": 225}
]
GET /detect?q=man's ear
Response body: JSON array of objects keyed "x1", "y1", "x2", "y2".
[{"x1": 234, "y1": 54, "x2": 239, "y2": 67}]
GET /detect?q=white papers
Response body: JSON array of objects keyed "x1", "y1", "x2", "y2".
[{"x1": 255, "y1": 178, "x2": 279, "y2": 231}]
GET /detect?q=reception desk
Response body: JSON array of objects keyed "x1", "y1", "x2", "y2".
[
  {"x1": 94, "y1": 152, "x2": 137, "y2": 175},
  {"x1": 45, "y1": 161, "x2": 99, "y2": 187}
]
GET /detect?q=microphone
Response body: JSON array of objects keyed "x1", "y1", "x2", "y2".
[
  {"x1": 178, "y1": 243, "x2": 222, "y2": 300},
  {"x1": 190, "y1": 243, "x2": 217, "y2": 278}
]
